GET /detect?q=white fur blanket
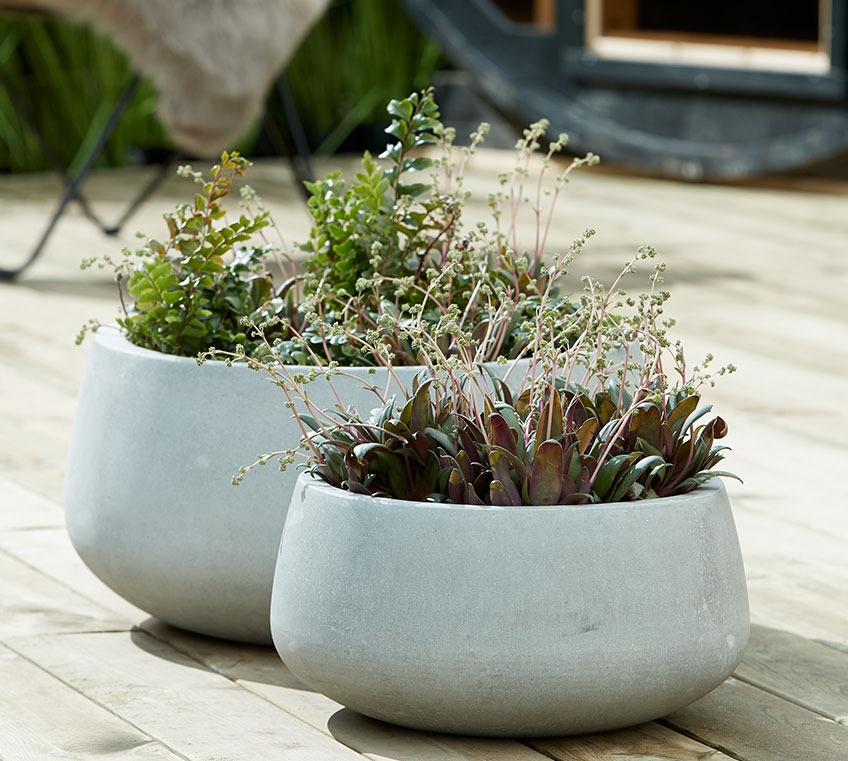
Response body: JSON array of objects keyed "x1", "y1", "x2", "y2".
[{"x1": 19, "y1": 0, "x2": 330, "y2": 156}]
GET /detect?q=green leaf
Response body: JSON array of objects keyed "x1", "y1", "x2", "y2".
[
  {"x1": 423, "y1": 426, "x2": 456, "y2": 456},
  {"x1": 592, "y1": 453, "x2": 634, "y2": 499},
  {"x1": 298, "y1": 414, "x2": 322, "y2": 432},
  {"x1": 680, "y1": 405, "x2": 715, "y2": 436},
  {"x1": 608, "y1": 454, "x2": 661, "y2": 502},
  {"x1": 408, "y1": 380, "x2": 433, "y2": 432},
  {"x1": 490, "y1": 446, "x2": 528, "y2": 484},
  {"x1": 668, "y1": 394, "x2": 700, "y2": 434},
  {"x1": 636, "y1": 436, "x2": 664, "y2": 458},
  {"x1": 396, "y1": 182, "x2": 430, "y2": 198},
  {"x1": 352, "y1": 442, "x2": 391, "y2": 461},
  {"x1": 528, "y1": 440, "x2": 564, "y2": 505},
  {"x1": 401, "y1": 156, "x2": 432, "y2": 173},
  {"x1": 386, "y1": 97, "x2": 414, "y2": 121},
  {"x1": 384, "y1": 121, "x2": 409, "y2": 140},
  {"x1": 377, "y1": 451, "x2": 410, "y2": 497}
]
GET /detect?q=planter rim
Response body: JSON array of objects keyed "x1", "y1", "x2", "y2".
[
  {"x1": 92, "y1": 325, "x2": 531, "y2": 377},
  {"x1": 294, "y1": 470, "x2": 727, "y2": 514},
  {"x1": 91, "y1": 325, "x2": 419, "y2": 376},
  {"x1": 92, "y1": 325, "x2": 203, "y2": 365}
]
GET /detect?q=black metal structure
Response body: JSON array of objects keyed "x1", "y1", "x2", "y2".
[
  {"x1": 0, "y1": 71, "x2": 179, "y2": 282},
  {"x1": 401, "y1": 0, "x2": 848, "y2": 179}
]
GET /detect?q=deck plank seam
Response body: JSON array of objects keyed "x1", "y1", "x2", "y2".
[
  {"x1": 0, "y1": 637, "x2": 195, "y2": 761},
  {"x1": 655, "y1": 718, "x2": 745, "y2": 761},
  {"x1": 132, "y1": 626, "x2": 374, "y2": 760},
  {"x1": 0, "y1": 543, "x2": 133, "y2": 626},
  {"x1": 730, "y1": 671, "x2": 847, "y2": 725}
]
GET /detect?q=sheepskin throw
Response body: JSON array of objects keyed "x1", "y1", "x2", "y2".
[{"x1": 18, "y1": 0, "x2": 330, "y2": 156}]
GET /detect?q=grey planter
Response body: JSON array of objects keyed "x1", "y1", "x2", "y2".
[
  {"x1": 271, "y1": 473, "x2": 750, "y2": 736},
  {"x1": 64, "y1": 329, "x2": 419, "y2": 644}
]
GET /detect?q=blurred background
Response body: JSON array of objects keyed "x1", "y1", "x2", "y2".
[
  {"x1": 0, "y1": 0, "x2": 444, "y2": 174},
  {"x1": 3, "y1": 0, "x2": 846, "y2": 180}
]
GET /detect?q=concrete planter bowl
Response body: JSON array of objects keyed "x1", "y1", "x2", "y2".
[
  {"x1": 271, "y1": 473, "x2": 750, "y2": 736},
  {"x1": 64, "y1": 328, "x2": 421, "y2": 644}
]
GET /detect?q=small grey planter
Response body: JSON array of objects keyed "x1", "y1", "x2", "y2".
[
  {"x1": 271, "y1": 473, "x2": 750, "y2": 736},
  {"x1": 64, "y1": 329, "x2": 419, "y2": 644}
]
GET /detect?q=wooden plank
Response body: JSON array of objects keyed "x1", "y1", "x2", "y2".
[
  {"x1": 0, "y1": 643, "x2": 182, "y2": 760},
  {"x1": 732, "y1": 496, "x2": 848, "y2": 579},
  {"x1": 533, "y1": 0, "x2": 556, "y2": 30},
  {"x1": 734, "y1": 625, "x2": 848, "y2": 724},
  {"x1": 664, "y1": 676, "x2": 848, "y2": 761},
  {"x1": 140, "y1": 620, "x2": 344, "y2": 727},
  {"x1": 0, "y1": 361, "x2": 78, "y2": 504},
  {"x1": 745, "y1": 578, "x2": 848, "y2": 653},
  {"x1": 0, "y1": 549, "x2": 132, "y2": 637},
  {"x1": 0, "y1": 525, "x2": 148, "y2": 624},
  {"x1": 531, "y1": 721, "x2": 733, "y2": 760},
  {"x1": 325, "y1": 709, "x2": 553, "y2": 761},
  {"x1": 141, "y1": 620, "x2": 557, "y2": 760},
  {"x1": 0, "y1": 474, "x2": 63, "y2": 529},
  {"x1": 11, "y1": 630, "x2": 368, "y2": 761}
]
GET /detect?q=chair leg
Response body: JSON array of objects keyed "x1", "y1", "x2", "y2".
[
  {"x1": 0, "y1": 66, "x2": 106, "y2": 230},
  {"x1": 274, "y1": 74, "x2": 315, "y2": 201},
  {"x1": 0, "y1": 75, "x2": 141, "y2": 281}
]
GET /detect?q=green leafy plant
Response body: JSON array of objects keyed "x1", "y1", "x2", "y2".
[
  {"x1": 82, "y1": 89, "x2": 594, "y2": 369},
  {"x1": 272, "y1": 86, "x2": 597, "y2": 366},
  {"x1": 79, "y1": 151, "x2": 291, "y2": 356}
]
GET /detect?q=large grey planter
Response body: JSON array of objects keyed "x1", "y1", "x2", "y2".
[
  {"x1": 271, "y1": 473, "x2": 750, "y2": 736},
  {"x1": 64, "y1": 329, "x2": 420, "y2": 644}
]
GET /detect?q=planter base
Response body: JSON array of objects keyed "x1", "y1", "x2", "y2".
[{"x1": 271, "y1": 475, "x2": 750, "y2": 736}]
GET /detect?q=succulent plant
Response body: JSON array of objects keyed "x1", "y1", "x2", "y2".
[
  {"x1": 300, "y1": 374, "x2": 734, "y2": 505},
  {"x1": 214, "y1": 231, "x2": 738, "y2": 504},
  {"x1": 198, "y1": 92, "x2": 736, "y2": 506}
]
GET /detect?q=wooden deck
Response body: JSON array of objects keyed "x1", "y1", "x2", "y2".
[{"x1": 1, "y1": 152, "x2": 847, "y2": 759}]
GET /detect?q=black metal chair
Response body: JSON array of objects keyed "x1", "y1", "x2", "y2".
[{"x1": 0, "y1": 68, "x2": 179, "y2": 281}]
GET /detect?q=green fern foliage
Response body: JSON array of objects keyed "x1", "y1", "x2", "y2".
[{"x1": 84, "y1": 152, "x2": 285, "y2": 357}]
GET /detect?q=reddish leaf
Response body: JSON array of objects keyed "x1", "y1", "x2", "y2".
[
  {"x1": 575, "y1": 418, "x2": 599, "y2": 455},
  {"x1": 489, "y1": 413, "x2": 517, "y2": 455},
  {"x1": 490, "y1": 480, "x2": 518, "y2": 506},
  {"x1": 629, "y1": 405, "x2": 663, "y2": 453},
  {"x1": 490, "y1": 451, "x2": 522, "y2": 504},
  {"x1": 448, "y1": 468, "x2": 465, "y2": 502}
]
